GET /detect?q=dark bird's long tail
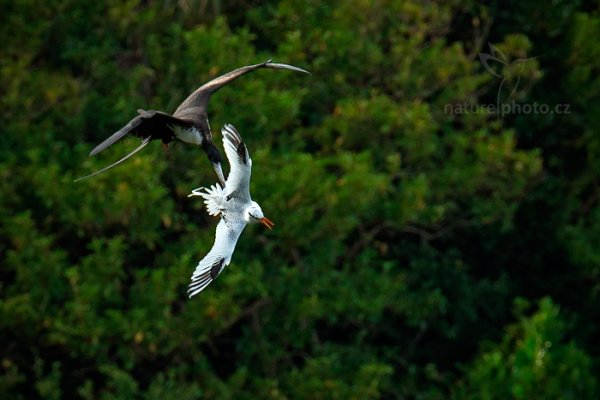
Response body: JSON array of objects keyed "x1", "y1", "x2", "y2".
[{"x1": 74, "y1": 137, "x2": 151, "y2": 182}]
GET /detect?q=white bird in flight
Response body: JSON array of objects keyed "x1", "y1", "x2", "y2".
[{"x1": 187, "y1": 124, "x2": 274, "y2": 297}]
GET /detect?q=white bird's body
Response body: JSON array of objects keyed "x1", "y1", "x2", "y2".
[{"x1": 187, "y1": 124, "x2": 273, "y2": 297}]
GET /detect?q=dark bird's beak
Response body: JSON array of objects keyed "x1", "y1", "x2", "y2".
[
  {"x1": 259, "y1": 217, "x2": 274, "y2": 230},
  {"x1": 213, "y1": 162, "x2": 226, "y2": 188}
]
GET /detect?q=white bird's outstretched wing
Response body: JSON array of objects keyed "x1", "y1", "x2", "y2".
[
  {"x1": 222, "y1": 124, "x2": 252, "y2": 202},
  {"x1": 188, "y1": 219, "x2": 246, "y2": 297}
]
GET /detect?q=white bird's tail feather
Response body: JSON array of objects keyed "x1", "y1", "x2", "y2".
[{"x1": 188, "y1": 184, "x2": 225, "y2": 216}]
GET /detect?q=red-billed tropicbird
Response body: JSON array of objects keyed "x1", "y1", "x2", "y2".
[{"x1": 186, "y1": 124, "x2": 274, "y2": 297}]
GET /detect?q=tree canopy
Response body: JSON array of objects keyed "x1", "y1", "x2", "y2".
[{"x1": 1, "y1": 0, "x2": 599, "y2": 398}]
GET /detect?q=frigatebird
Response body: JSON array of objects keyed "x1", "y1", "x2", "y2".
[{"x1": 75, "y1": 60, "x2": 309, "y2": 184}]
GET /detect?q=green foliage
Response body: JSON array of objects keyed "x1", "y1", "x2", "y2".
[
  {"x1": 1, "y1": 0, "x2": 599, "y2": 398},
  {"x1": 453, "y1": 298, "x2": 597, "y2": 400}
]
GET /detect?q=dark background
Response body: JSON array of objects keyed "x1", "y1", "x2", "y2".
[{"x1": 1, "y1": 0, "x2": 599, "y2": 398}]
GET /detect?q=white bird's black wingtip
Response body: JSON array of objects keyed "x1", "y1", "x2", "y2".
[
  {"x1": 221, "y1": 124, "x2": 248, "y2": 164},
  {"x1": 188, "y1": 257, "x2": 226, "y2": 298},
  {"x1": 222, "y1": 124, "x2": 241, "y2": 141}
]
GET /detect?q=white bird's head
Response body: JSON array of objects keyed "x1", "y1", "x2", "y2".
[{"x1": 244, "y1": 201, "x2": 274, "y2": 229}]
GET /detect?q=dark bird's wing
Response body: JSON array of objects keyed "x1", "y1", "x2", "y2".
[
  {"x1": 188, "y1": 219, "x2": 246, "y2": 297},
  {"x1": 74, "y1": 137, "x2": 152, "y2": 182},
  {"x1": 172, "y1": 60, "x2": 310, "y2": 121},
  {"x1": 221, "y1": 124, "x2": 252, "y2": 202},
  {"x1": 89, "y1": 114, "x2": 145, "y2": 156},
  {"x1": 89, "y1": 110, "x2": 192, "y2": 156}
]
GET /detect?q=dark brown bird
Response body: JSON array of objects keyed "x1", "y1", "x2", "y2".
[{"x1": 75, "y1": 60, "x2": 310, "y2": 184}]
